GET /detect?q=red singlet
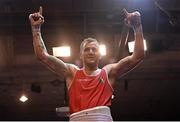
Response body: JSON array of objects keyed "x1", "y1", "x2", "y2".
[{"x1": 68, "y1": 69, "x2": 113, "y2": 114}]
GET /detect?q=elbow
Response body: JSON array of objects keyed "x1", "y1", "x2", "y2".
[
  {"x1": 140, "y1": 51, "x2": 146, "y2": 60},
  {"x1": 35, "y1": 52, "x2": 49, "y2": 62},
  {"x1": 132, "y1": 51, "x2": 145, "y2": 63}
]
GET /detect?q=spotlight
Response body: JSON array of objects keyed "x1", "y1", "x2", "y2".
[
  {"x1": 52, "y1": 46, "x2": 71, "y2": 57},
  {"x1": 128, "y1": 39, "x2": 147, "y2": 53},
  {"x1": 99, "y1": 44, "x2": 106, "y2": 56},
  {"x1": 19, "y1": 94, "x2": 28, "y2": 102}
]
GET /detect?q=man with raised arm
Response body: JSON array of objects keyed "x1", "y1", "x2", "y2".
[{"x1": 29, "y1": 6, "x2": 145, "y2": 121}]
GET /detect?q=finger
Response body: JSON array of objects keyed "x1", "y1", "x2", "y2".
[
  {"x1": 29, "y1": 14, "x2": 36, "y2": 24},
  {"x1": 39, "y1": 6, "x2": 43, "y2": 15},
  {"x1": 125, "y1": 19, "x2": 129, "y2": 26},
  {"x1": 124, "y1": 18, "x2": 128, "y2": 25},
  {"x1": 124, "y1": 18, "x2": 131, "y2": 27},
  {"x1": 39, "y1": 14, "x2": 44, "y2": 20},
  {"x1": 29, "y1": 14, "x2": 35, "y2": 21},
  {"x1": 123, "y1": 8, "x2": 129, "y2": 17},
  {"x1": 34, "y1": 13, "x2": 39, "y2": 17}
]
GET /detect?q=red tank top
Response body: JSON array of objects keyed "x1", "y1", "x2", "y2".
[{"x1": 68, "y1": 69, "x2": 113, "y2": 114}]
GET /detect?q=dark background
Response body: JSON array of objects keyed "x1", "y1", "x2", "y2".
[{"x1": 0, "y1": 0, "x2": 180, "y2": 121}]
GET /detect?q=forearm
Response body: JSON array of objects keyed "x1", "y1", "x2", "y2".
[
  {"x1": 31, "y1": 27, "x2": 48, "y2": 60},
  {"x1": 133, "y1": 25, "x2": 145, "y2": 59},
  {"x1": 31, "y1": 27, "x2": 74, "y2": 78}
]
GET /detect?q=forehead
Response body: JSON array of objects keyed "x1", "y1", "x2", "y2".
[{"x1": 84, "y1": 41, "x2": 99, "y2": 48}]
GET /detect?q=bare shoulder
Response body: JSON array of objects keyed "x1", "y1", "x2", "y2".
[
  {"x1": 66, "y1": 63, "x2": 80, "y2": 75},
  {"x1": 102, "y1": 64, "x2": 117, "y2": 88},
  {"x1": 102, "y1": 56, "x2": 132, "y2": 77},
  {"x1": 102, "y1": 63, "x2": 116, "y2": 77},
  {"x1": 103, "y1": 55, "x2": 143, "y2": 79},
  {"x1": 66, "y1": 63, "x2": 80, "y2": 89}
]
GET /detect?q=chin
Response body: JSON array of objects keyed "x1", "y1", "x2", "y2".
[{"x1": 86, "y1": 61, "x2": 97, "y2": 67}]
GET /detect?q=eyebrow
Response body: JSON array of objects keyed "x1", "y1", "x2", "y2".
[{"x1": 84, "y1": 46, "x2": 98, "y2": 51}]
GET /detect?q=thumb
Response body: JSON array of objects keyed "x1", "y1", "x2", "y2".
[{"x1": 39, "y1": 6, "x2": 43, "y2": 15}]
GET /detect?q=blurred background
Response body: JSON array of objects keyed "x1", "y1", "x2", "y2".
[{"x1": 0, "y1": 0, "x2": 180, "y2": 120}]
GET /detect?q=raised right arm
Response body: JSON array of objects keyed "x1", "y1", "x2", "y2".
[{"x1": 29, "y1": 7, "x2": 78, "y2": 87}]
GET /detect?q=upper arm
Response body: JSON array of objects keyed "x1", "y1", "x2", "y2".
[
  {"x1": 104, "y1": 55, "x2": 143, "y2": 81},
  {"x1": 39, "y1": 54, "x2": 79, "y2": 79}
]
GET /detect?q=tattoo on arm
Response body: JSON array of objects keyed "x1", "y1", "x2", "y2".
[
  {"x1": 46, "y1": 56, "x2": 69, "y2": 77},
  {"x1": 32, "y1": 32, "x2": 73, "y2": 78},
  {"x1": 33, "y1": 32, "x2": 47, "y2": 55},
  {"x1": 38, "y1": 40, "x2": 46, "y2": 51}
]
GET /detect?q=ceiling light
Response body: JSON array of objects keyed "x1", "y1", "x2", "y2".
[
  {"x1": 128, "y1": 39, "x2": 147, "y2": 53},
  {"x1": 99, "y1": 44, "x2": 106, "y2": 56},
  {"x1": 19, "y1": 95, "x2": 28, "y2": 102},
  {"x1": 52, "y1": 46, "x2": 71, "y2": 57}
]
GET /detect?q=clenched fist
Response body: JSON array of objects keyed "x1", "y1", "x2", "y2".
[
  {"x1": 29, "y1": 6, "x2": 44, "y2": 32},
  {"x1": 123, "y1": 9, "x2": 141, "y2": 29}
]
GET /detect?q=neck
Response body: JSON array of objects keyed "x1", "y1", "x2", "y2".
[{"x1": 83, "y1": 65, "x2": 99, "y2": 75}]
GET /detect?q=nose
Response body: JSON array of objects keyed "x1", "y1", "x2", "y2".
[{"x1": 88, "y1": 48, "x2": 95, "y2": 54}]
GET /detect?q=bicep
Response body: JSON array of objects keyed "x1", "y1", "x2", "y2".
[
  {"x1": 107, "y1": 55, "x2": 142, "y2": 78},
  {"x1": 40, "y1": 54, "x2": 77, "y2": 78}
]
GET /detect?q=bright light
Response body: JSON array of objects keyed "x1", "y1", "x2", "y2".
[
  {"x1": 99, "y1": 44, "x2": 106, "y2": 56},
  {"x1": 128, "y1": 39, "x2": 147, "y2": 53},
  {"x1": 53, "y1": 46, "x2": 71, "y2": 57},
  {"x1": 128, "y1": 41, "x2": 135, "y2": 53},
  {"x1": 19, "y1": 95, "x2": 28, "y2": 102}
]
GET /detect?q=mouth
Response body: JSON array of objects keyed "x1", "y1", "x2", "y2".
[
  {"x1": 87, "y1": 56, "x2": 95, "y2": 59},
  {"x1": 86, "y1": 56, "x2": 96, "y2": 61}
]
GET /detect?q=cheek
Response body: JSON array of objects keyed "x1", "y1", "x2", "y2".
[
  {"x1": 99, "y1": 54, "x2": 102, "y2": 59},
  {"x1": 96, "y1": 52, "x2": 101, "y2": 57},
  {"x1": 80, "y1": 53, "x2": 86, "y2": 60}
]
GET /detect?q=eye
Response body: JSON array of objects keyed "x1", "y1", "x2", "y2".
[
  {"x1": 83, "y1": 47, "x2": 98, "y2": 53},
  {"x1": 84, "y1": 48, "x2": 90, "y2": 52},
  {"x1": 92, "y1": 47, "x2": 97, "y2": 52}
]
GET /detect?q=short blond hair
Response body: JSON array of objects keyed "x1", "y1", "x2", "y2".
[{"x1": 80, "y1": 37, "x2": 99, "y2": 53}]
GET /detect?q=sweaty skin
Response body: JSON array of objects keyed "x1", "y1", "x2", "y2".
[{"x1": 29, "y1": 7, "x2": 145, "y2": 89}]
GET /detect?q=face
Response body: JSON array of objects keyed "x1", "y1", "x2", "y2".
[{"x1": 80, "y1": 41, "x2": 101, "y2": 68}]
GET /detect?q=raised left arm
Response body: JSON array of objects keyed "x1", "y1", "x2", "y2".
[{"x1": 103, "y1": 10, "x2": 145, "y2": 87}]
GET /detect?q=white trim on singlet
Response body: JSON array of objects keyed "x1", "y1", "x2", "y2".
[
  {"x1": 102, "y1": 68, "x2": 114, "y2": 91},
  {"x1": 82, "y1": 68, "x2": 101, "y2": 77},
  {"x1": 67, "y1": 69, "x2": 78, "y2": 90},
  {"x1": 68, "y1": 68, "x2": 114, "y2": 92}
]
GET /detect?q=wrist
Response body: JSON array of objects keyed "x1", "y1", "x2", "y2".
[
  {"x1": 31, "y1": 26, "x2": 41, "y2": 33},
  {"x1": 133, "y1": 25, "x2": 142, "y2": 33}
]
